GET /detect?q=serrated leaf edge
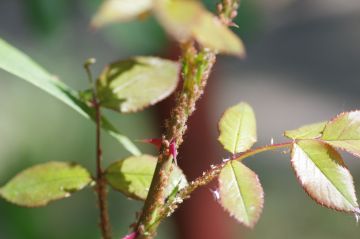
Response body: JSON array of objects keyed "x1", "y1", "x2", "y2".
[
  {"x1": 218, "y1": 161, "x2": 264, "y2": 228},
  {"x1": 290, "y1": 141, "x2": 359, "y2": 213}
]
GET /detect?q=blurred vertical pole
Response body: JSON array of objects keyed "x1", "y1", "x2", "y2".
[{"x1": 156, "y1": 44, "x2": 235, "y2": 239}]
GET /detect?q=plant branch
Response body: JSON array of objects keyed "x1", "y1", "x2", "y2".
[
  {"x1": 135, "y1": 43, "x2": 216, "y2": 239},
  {"x1": 94, "y1": 95, "x2": 112, "y2": 239},
  {"x1": 233, "y1": 141, "x2": 293, "y2": 161},
  {"x1": 156, "y1": 142, "x2": 293, "y2": 222},
  {"x1": 135, "y1": 1, "x2": 243, "y2": 238},
  {"x1": 85, "y1": 59, "x2": 112, "y2": 239}
]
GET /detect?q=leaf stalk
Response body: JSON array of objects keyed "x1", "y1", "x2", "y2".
[{"x1": 156, "y1": 141, "x2": 293, "y2": 222}]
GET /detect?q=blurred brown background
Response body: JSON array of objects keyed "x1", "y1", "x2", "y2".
[{"x1": 1, "y1": 0, "x2": 360, "y2": 238}]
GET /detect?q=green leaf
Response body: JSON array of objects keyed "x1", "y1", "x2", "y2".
[
  {"x1": 0, "y1": 162, "x2": 92, "y2": 207},
  {"x1": 154, "y1": 0, "x2": 245, "y2": 56},
  {"x1": 154, "y1": 0, "x2": 203, "y2": 42},
  {"x1": 96, "y1": 56, "x2": 180, "y2": 113},
  {"x1": 322, "y1": 111, "x2": 360, "y2": 158},
  {"x1": 0, "y1": 37, "x2": 140, "y2": 156},
  {"x1": 291, "y1": 140, "x2": 359, "y2": 212},
  {"x1": 105, "y1": 154, "x2": 187, "y2": 200},
  {"x1": 218, "y1": 102, "x2": 257, "y2": 154},
  {"x1": 191, "y1": 11, "x2": 245, "y2": 57},
  {"x1": 284, "y1": 121, "x2": 327, "y2": 140},
  {"x1": 218, "y1": 160, "x2": 264, "y2": 228},
  {"x1": 91, "y1": 0, "x2": 153, "y2": 28}
]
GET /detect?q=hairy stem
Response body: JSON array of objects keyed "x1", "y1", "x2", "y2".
[
  {"x1": 217, "y1": 0, "x2": 241, "y2": 26},
  {"x1": 136, "y1": 1, "x2": 242, "y2": 237},
  {"x1": 157, "y1": 142, "x2": 293, "y2": 222},
  {"x1": 85, "y1": 60, "x2": 112, "y2": 239},
  {"x1": 135, "y1": 44, "x2": 216, "y2": 239}
]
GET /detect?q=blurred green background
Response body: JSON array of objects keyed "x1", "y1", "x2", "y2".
[{"x1": 1, "y1": 0, "x2": 360, "y2": 238}]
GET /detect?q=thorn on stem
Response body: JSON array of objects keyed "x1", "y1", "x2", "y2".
[
  {"x1": 122, "y1": 232, "x2": 137, "y2": 239},
  {"x1": 169, "y1": 140, "x2": 178, "y2": 165},
  {"x1": 229, "y1": 22, "x2": 239, "y2": 28},
  {"x1": 138, "y1": 138, "x2": 162, "y2": 150}
]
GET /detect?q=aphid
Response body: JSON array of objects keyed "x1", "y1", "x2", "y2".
[
  {"x1": 222, "y1": 158, "x2": 230, "y2": 163},
  {"x1": 210, "y1": 188, "x2": 220, "y2": 201},
  {"x1": 354, "y1": 208, "x2": 360, "y2": 225}
]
